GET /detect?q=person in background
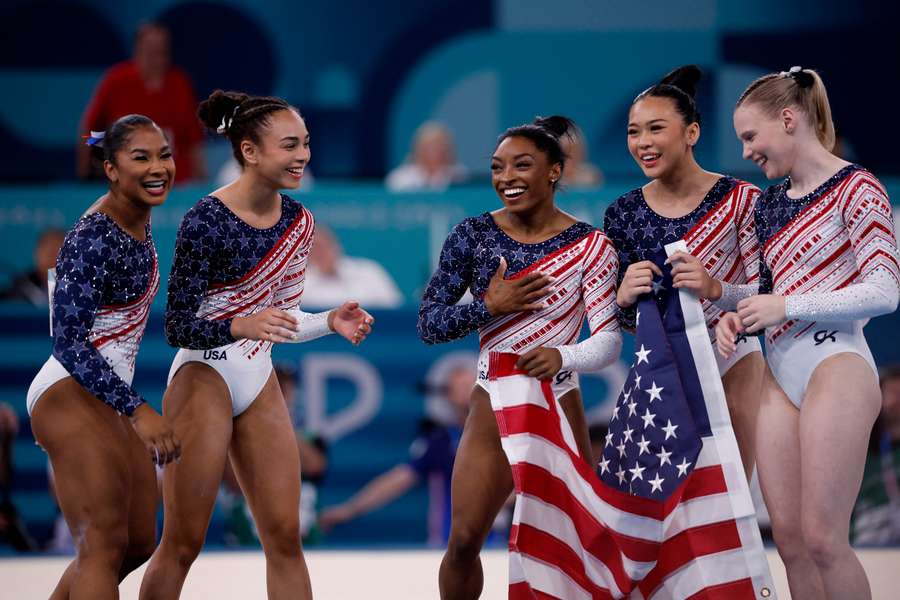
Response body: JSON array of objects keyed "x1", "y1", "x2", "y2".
[
  {"x1": 852, "y1": 365, "x2": 900, "y2": 545},
  {"x1": 0, "y1": 228, "x2": 65, "y2": 306},
  {"x1": 559, "y1": 129, "x2": 604, "y2": 188},
  {"x1": 0, "y1": 402, "x2": 37, "y2": 551},
  {"x1": 302, "y1": 225, "x2": 403, "y2": 309},
  {"x1": 386, "y1": 122, "x2": 468, "y2": 192},
  {"x1": 319, "y1": 353, "x2": 476, "y2": 547},
  {"x1": 78, "y1": 22, "x2": 205, "y2": 182}
]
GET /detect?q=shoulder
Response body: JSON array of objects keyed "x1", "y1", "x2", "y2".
[
  {"x1": 842, "y1": 166, "x2": 888, "y2": 198},
  {"x1": 58, "y1": 213, "x2": 117, "y2": 267},
  {"x1": 604, "y1": 188, "x2": 642, "y2": 221},
  {"x1": 178, "y1": 196, "x2": 223, "y2": 234},
  {"x1": 280, "y1": 194, "x2": 312, "y2": 222},
  {"x1": 450, "y1": 214, "x2": 489, "y2": 238},
  {"x1": 102, "y1": 61, "x2": 139, "y2": 83}
]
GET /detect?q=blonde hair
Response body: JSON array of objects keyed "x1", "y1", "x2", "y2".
[{"x1": 736, "y1": 67, "x2": 835, "y2": 151}]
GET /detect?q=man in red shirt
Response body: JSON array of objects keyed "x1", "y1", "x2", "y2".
[{"x1": 78, "y1": 22, "x2": 205, "y2": 182}]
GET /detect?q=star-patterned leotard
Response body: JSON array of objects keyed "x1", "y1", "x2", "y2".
[
  {"x1": 603, "y1": 176, "x2": 761, "y2": 341},
  {"x1": 165, "y1": 194, "x2": 317, "y2": 353},
  {"x1": 27, "y1": 211, "x2": 159, "y2": 416},
  {"x1": 164, "y1": 194, "x2": 332, "y2": 415}
]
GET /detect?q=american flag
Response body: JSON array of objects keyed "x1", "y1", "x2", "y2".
[{"x1": 487, "y1": 241, "x2": 775, "y2": 599}]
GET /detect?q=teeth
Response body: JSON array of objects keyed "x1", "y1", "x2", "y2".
[
  {"x1": 287, "y1": 167, "x2": 304, "y2": 175},
  {"x1": 641, "y1": 154, "x2": 660, "y2": 161},
  {"x1": 503, "y1": 187, "x2": 525, "y2": 196},
  {"x1": 143, "y1": 181, "x2": 165, "y2": 188}
]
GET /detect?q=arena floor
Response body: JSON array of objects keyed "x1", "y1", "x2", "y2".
[{"x1": 1, "y1": 548, "x2": 897, "y2": 599}]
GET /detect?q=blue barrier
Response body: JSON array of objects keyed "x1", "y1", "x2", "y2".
[{"x1": 3, "y1": 303, "x2": 900, "y2": 547}]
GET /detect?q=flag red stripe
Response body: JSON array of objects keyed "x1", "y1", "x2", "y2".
[{"x1": 511, "y1": 523, "x2": 616, "y2": 600}]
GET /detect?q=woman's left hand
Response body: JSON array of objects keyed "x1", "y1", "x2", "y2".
[
  {"x1": 515, "y1": 347, "x2": 563, "y2": 380},
  {"x1": 329, "y1": 301, "x2": 375, "y2": 345},
  {"x1": 666, "y1": 251, "x2": 721, "y2": 300},
  {"x1": 736, "y1": 294, "x2": 786, "y2": 333}
]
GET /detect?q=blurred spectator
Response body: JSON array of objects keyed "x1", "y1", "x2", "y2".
[
  {"x1": 78, "y1": 22, "x2": 205, "y2": 182},
  {"x1": 560, "y1": 129, "x2": 603, "y2": 188},
  {"x1": 385, "y1": 122, "x2": 467, "y2": 192},
  {"x1": 302, "y1": 225, "x2": 403, "y2": 308},
  {"x1": 0, "y1": 402, "x2": 37, "y2": 551},
  {"x1": 219, "y1": 363, "x2": 329, "y2": 546},
  {"x1": 0, "y1": 228, "x2": 65, "y2": 306},
  {"x1": 851, "y1": 365, "x2": 900, "y2": 545},
  {"x1": 319, "y1": 353, "x2": 478, "y2": 547}
]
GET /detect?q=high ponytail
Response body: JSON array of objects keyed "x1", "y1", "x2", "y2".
[
  {"x1": 197, "y1": 89, "x2": 299, "y2": 165},
  {"x1": 736, "y1": 66, "x2": 835, "y2": 151},
  {"x1": 634, "y1": 64, "x2": 703, "y2": 127},
  {"x1": 496, "y1": 115, "x2": 576, "y2": 187}
]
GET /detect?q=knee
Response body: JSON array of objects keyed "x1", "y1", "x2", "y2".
[
  {"x1": 770, "y1": 521, "x2": 808, "y2": 566},
  {"x1": 802, "y1": 519, "x2": 847, "y2": 569},
  {"x1": 445, "y1": 523, "x2": 486, "y2": 566},
  {"x1": 259, "y1": 520, "x2": 302, "y2": 560}
]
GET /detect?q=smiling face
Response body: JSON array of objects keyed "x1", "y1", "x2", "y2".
[
  {"x1": 240, "y1": 109, "x2": 310, "y2": 190},
  {"x1": 733, "y1": 103, "x2": 798, "y2": 180},
  {"x1": 627, "y1": 95, "x2": 699, "y2": 180},
  {"x1": 104, "y1": 125, "x2": 174, "y2": 207},
  {"x1": 491, "y1": 135, "x2": 560, "y2": 214}
]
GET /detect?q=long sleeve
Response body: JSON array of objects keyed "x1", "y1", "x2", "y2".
[
  {"x1": 417, "y1": 220, "x2": 493, "y2": 344},
  {"x1": 164, "y1": 207, "x2": 235, "y2": 349},
  {"x1": 602, "y1": 204, "x2": 637, "y2": 330},
  {"x1": 557, "y1": 234, "x2": 622, "y2": 372},
  {"x1": 785, "y1": 179, "x2": 900, "y2": 321},
  {"x1": 736, "y1": 185, "x2": 762, "y2": 285},
  {"x1": 51, "y1": 230, "x2": 144, "y2": 416}
]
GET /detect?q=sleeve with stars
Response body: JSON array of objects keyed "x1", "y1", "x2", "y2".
[
  {"x1": 165, "y1": 204, "x2": 236, "y2": 349},
  {"x1": 417, "y1": 218, "x2": 493, "y2": 344},
  {"x1": 602, "y1": 202, "x2": 638, "y2": 330},
  {"x1": 51, "y1": 225, "x2": 145, "y2": 416}
]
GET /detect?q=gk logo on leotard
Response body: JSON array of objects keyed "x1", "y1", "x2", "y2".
[
  {"x1": 203, "y1": 350, "x2": 228, "y2": 360},
  {"x1": 813, "y1": 330, "x2": 838, "y2": 345},
  {"x1": 555, "y1": 370, "x2": 573, "y2": 385}
]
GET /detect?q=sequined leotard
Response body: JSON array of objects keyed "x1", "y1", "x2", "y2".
[
  {"x1": 418, "y1": 212, "x2": 621, "y2": 385},
  {"x1": 27, "y1": 211, "x2": 159, "y2": 416}
]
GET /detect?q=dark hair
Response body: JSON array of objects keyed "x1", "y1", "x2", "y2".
[
  {"x1": 197, "y1": 90, "x2": 300, "y2": 165},
  {"x1": 633, "y1": 65, "x2": 703, "y2": 127},
  {"x1": 495, "y1": 115, "x2": 577, "y2": 187},
  {"x1": 91, "y1": 114, "x2": 160, "y2": 165}
]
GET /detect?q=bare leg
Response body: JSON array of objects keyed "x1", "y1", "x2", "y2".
[
  {"x1": 439, "y1": 386, "x2": 514, "y2": 600},
  {"x1": 49, "y1": 415, "x2": 160, "y2": 600},
  {"x1": 229, "y1": 372, "x2": 312, "y2": 600},
  {"x1": 31, "y1": 379, "x2": 136, "y2": 600},
  {"x1": 722, "y1": 351, "x2": 764, "y2": 479},
  {"x1": 754, "y1": 367, "x2": 825, "y2": 599},
  {"x1": 139, "y1": 364, "x2": 233, "y2": 600},
  {"x1": 800, "y1": 354, "x2": 879, "y2": 600}
]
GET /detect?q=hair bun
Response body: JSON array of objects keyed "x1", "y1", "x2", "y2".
[
  {"x1": 785, "y1": 66, "x2": 815, "y2": 88},
  {"x1": 197, "y1": 89, "x2": 249, "y2": 134},
  {"x1": 659, "y1": 64, "x2": 702, "y2": 99},
  {"x1": 533, "y1": 115, "x2": 576, "y2": 139}
]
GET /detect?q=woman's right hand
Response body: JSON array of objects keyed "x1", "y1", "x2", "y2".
[
  {"x1": 231, "y1": 308, "x2": 300, "y2": 342},
  {"x1": 616, "y1": 260, "x2": 663, "y2": 308},
  {"x1": 715, "y1": 312, "x2": 745, "y2": 358},
  {"x1": 483, "y1": 257, "x2": 555, "y2": 316},
  {"x1": 129, "y1": 403, "x2": 181, "y2": 466}
]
